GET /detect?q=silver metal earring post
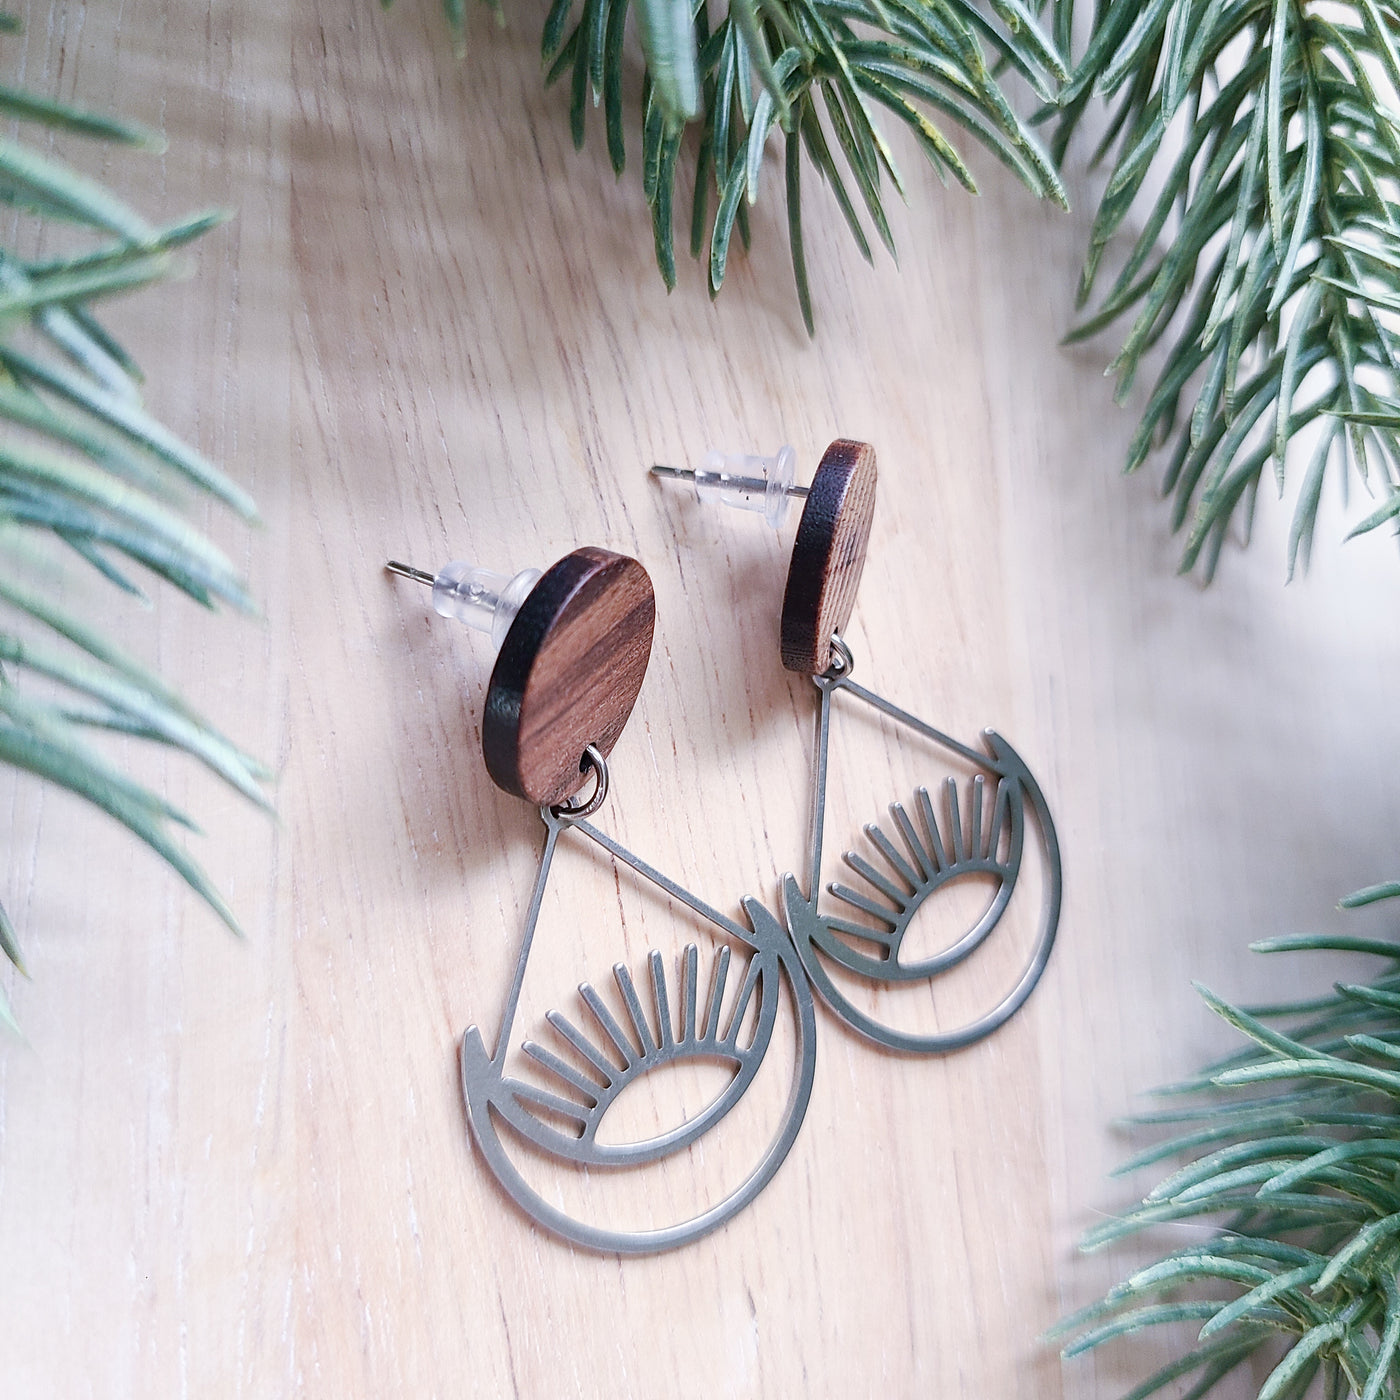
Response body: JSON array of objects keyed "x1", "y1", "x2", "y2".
[
  {"x1": 386, "y1": 555, "x2": 543, "y2": 649},
  {"x1": 650, "y1": 464, "x2": 811, "y2": 498},
  {"x1": 649, "y1": 444, "x2": 809, "y2": 529},
  {"x1": 386, "y1": 559, "x2": 435, "y2": 586}
]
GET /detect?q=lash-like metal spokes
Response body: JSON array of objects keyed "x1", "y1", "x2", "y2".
[
  {"x1": 461, "y1": 807, "x2": 817, "y2": 1255},
  {"x1": 468, "y1": 936, "x2": 781, "y2": 1169},
  {"x1": 782, "y1": 669, "x2": 1062, "y2": 1055},
  {"x1": 816, "y1": 772, "x2": 1026, "y2": 984}
]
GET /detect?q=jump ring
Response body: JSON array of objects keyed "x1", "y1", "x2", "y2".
[
  {"x1": 823, "y1": 634, "x2": 855, "y2": 680},
  {"x1": 549, "y1": 744, "x2": 610, "y2": 821}
]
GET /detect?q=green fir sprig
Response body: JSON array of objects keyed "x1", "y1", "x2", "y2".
[
  {"x1": 415, "y1": 0, "x2": 1400, "y2": 575},
  {"x1": 1055, "y1": 885, "x2": 1400, "y2": 1400},
  {"x1": 0, "y1": 26, "x2": 266, "y2": 1028},
  {"x1": 1052, "y1": 0, "x2": 1400, "y2": 579},
  {"x1": 406, "y1": 0, "x2": 1068, "y2": 333}
]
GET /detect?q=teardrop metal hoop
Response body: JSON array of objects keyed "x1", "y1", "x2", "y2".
[
  {"x1": 781, "y1": 638, "x2": 1062, "y2": 1055},
  {"x1": 460, "y1": 792, "x2": 818, "y2": 1255}
]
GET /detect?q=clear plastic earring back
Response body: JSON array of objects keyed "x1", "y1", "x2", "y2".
[
  {"x1": 387, "y1": 558, "x2": 542, "y2": 651},
  {"x1": 652, "y1": 444, "x2": 805, "y2": 529}
]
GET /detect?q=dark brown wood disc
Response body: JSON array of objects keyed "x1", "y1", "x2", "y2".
[
  {"x1": 780, "y1": 439, "x2": 878, "y2": 674},
  {"x1": 484, "y1": 547, "x2": 655, "y2": 806}
]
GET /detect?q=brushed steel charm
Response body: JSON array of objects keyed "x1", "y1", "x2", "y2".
[
  {"x1": 648, "y1": 443, "x2": 1062, "y2": 1050},
  {"x1": 390, "y1": 550, "x2": 817, "y2": 1255},
  {"x1": 780, "y1": 638, "x2": 1063, "y2": 1054},
  {"x1": 460, "y1": 800, "x2": 818, "y2": 1255}
]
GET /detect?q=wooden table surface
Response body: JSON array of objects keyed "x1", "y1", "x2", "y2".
[{"x1": 3, "y1": 2, "x2": 1399, "y2": 1395}]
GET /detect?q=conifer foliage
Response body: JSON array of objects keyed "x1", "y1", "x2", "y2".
[
  {"x1": 1057, "y1": 884, "x2": 1400, "y2": 1400},
  {"x1": 1053, "y1": 0, "x2": 1400, "y2": 578},
  {"x1": 417, "y1": 0, "x2": 1400, "y2": 572},
  {"x1": 0, "y1": 17, "x2": 266, "y2": 1027}
]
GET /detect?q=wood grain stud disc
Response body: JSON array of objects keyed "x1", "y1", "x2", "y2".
[
  {"x1": 484, "y1": 548, "x2": 656, "y2": 806},
  {"x1": 780, "y1": 439, "x2": 878, "y2": 674}
]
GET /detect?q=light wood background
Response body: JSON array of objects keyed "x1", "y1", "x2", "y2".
[{"x1": 3, "y1": 1, "x2": 1399, "y2": 1395}]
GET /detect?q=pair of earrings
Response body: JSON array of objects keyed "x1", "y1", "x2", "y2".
[{"x1": 389, "y1": 439, "x2": 1061, "y2": 1256}]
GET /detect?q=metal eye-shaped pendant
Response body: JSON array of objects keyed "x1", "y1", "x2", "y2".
[
  {"x1": 782, "y1": 645, "x2": 1062, "y2": 1054},
  {"x1": 461, "y1": 805, "x2": 816, "y2": 1254},
  {"x1": 390, "y1": 546, "x2": 815, "y2": 1255},
  {"x1": 648, "y1": 437, "x2": 1063, "y2": 1055}
]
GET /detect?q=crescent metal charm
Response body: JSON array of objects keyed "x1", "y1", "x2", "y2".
[
  {"x1": 460, "y1": 805, "x2": 818, "y2": 1255},
  {"x1": 781, "y1": 644, "x2": 1062, "y2": 1054}
]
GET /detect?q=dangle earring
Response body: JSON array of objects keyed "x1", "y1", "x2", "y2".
[
  {"x1": 387, "y1": 548, "x2": 816, "y2": 1254},
  {"x1": 651, "y1": 440, "x2": 1062, "y2": 1054}
]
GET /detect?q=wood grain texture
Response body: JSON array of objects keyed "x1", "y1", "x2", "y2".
[
  {"x1": 1, "y1": 3, "x2": 1399, "y2": 1398},
  {"x1": 780, "y1": 438, "x2": 878, "y2": 675},
  {"x1": 484, "y1": 547, "x2": 654, "y2": 805}
]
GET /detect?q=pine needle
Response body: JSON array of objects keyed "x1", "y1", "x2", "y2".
[
  {"x1": 438, "y1": 0, "x2": 1065, "y2": 330},
  {"x1": 1049, "y1": 0, "x2": 1400, "y2": 577},
  {"x1": 0, "y1": 39, "x2": 265, "y2": 1025},
  {"x1": 1060, "y1": 883, "x2": 1400, "y2": 1400}
]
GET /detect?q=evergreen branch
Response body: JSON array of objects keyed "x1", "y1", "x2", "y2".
[
  {"x1": 411, "y1": 0, "x2": 1400, "y2": 574},
  {"x1": 1057, "y1": 884, "x2": 1400, "y2": 1400},
  {"x1": 1051, "y1": 0, "x2": 1400, "y2": 579},
  {"x1": 417, "y1": 0, "x2": 1067, "y2": 330},
  {"x1": 0, "y1": 38, "x2": 265, "y2": 1013}
]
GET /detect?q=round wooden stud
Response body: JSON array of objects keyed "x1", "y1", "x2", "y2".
[
  {"x1": 779, "y1": 439, "x2": 878, "y2": 674},
  {"x1": 483, "y1": 548, "x2": 656, "y2": 806}
]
